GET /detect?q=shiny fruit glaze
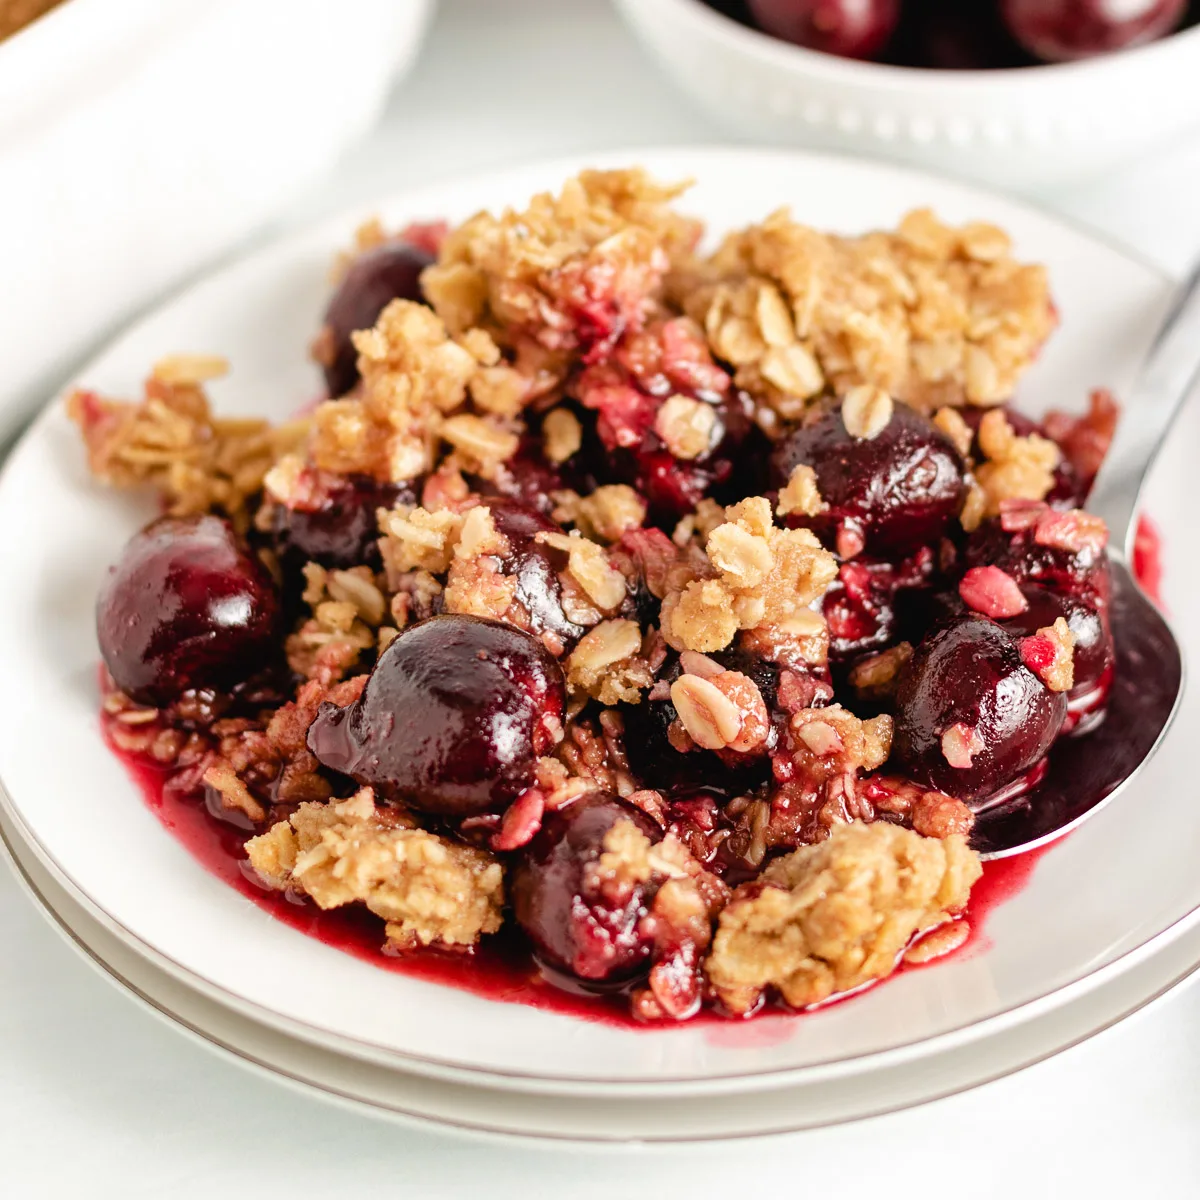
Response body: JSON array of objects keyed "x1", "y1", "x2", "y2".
[
  {"x1": 307, "y1": 614, "x2": 566, "y2": 817},
  {"x1": 97, "y1": 514, "x2": 1167, "y2": 1025},
  {"x1": 96, "y1": 514, "x2": 281, "y2": 707},
  {"x1": 107, "y1": 725, "x2": 1051, "y2": 1029}
]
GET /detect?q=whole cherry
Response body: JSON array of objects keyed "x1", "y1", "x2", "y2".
[
  {"x1": 891, "y1": 614, "x2": 1067, "y2": 802},
  {"x1": 97, "y1": 514, "x2": 281, "y2": 707},
  {"x1": 747, "y1": 0, "x2": 901, "y2": 58},
  {"x1": 511, "y1": 792, "x2": 662, "y2": 983},
  {"x1": 307, "y1": 614, "x2": 566, "y2": 816},
  {"x1": 1000, "y1": 0, "x2": 1186, "y2": 61},
  {"x1": 770, "y1": 396, "x2": 967, "y2": 557},
  {"x1": 317, "y1": 241, "x2": 434, "y2": 397}
]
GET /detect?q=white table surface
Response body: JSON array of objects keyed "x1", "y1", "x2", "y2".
[{"x1": 5, "y1": 0, "x2": 1200, "y2": 1194}]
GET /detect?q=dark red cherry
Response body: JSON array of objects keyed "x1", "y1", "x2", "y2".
[
  {"x1": 306, "y1": 614, "x2": 565, "y2": 816},
  {"x1": 770, "y1": 398, "x2": 967, "y2": 558},
  {"x1": 272, "y1": 474, "x2": 415, "y2": 572},
  {"x1": 511, "y1": 792, "x2": 661, "y2": 983},
  {"x1": 1000, "y1": 0, "x2": 1185, "y2": 61},
  {"x1": 97, "y1": 514, "x2": 281, "y2": 707},
  {"x1": 483, "y1": 497, "x2": 592, "y2": 648},
  {"x1": 748, "y1": 0, "x2": 901, "y2": 58},
  {"x1": 891, "y1": 615, "x2": 1067, "y2": 803},
  {"x1": 1002, "y1": 585, "x2": 1113, "y2": 707},
  {"x1": 963, "y1": 518, "x2": 1110, "y2": 609},
  {"x1": 318, "y1": 241, "x2": 434, "y2": 397}
]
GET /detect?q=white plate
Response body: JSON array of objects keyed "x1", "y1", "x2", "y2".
[
  {"x1": 5, "y1": 801, "x2": 1200, "y2": 1145},
  {"x1": 0, "y1": 147, "x2": 1192, "y2": 1095}
]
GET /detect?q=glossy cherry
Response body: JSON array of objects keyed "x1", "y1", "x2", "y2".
[
  {"x1": 307, "y1": 614, "x2": 565, "y2": 816},
  {"x1": 272, "y1": 475, "x2": 415, "y2": 573},
  {"x1": 770, "y1": 398, "x2": 967, "y2": 557},
  {"x1": 963, "y1": 518, "x2": 1110, "y2": 608},
  {"x1": 319, "y1": 241, "x2": 434, "y2": 397},
  {"x1": 510, "y1": 792, "x2": 661, "y2": 983},
  {"x1": 97, "y1": 514, "x2": 281, "y2": 707},
  {"x1": 891, "y1": 614, "x2": 1067, "y2": 802},
  {"x1": 483, "y1": 497, "x2": 594, "y2": 648},
  {"x1": 1000, "y1": 0, "x2": 1186, "y2": 60},
  {"x1": 1002, "y1": 585, "x2": 1114, "y2": 707},
  {"x1": 747, "y1": 0, "x2": 901, "y2": 58}
]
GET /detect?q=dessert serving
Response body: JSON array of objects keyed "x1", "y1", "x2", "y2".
[{"x1": 71, "y1": 169, "x2": 1122, "y2": 1024}]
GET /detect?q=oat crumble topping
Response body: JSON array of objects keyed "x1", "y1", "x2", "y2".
[
  {"x1": 246, "y1": 789, "x2": 504, "y2": 951},
  {"x1": 705, "y1": 822, "x2": 982, "y2": 1014}
]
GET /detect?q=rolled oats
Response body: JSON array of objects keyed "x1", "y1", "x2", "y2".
[
  {"x1": 841, "y1": 386, "x2": 893, "y2": 440},
  {"x1": 655, "y1": 394, "x2": 718, "y2": 460},
  {"x1": 542, "y1": 407, "x2": 583, "y2": 464}
]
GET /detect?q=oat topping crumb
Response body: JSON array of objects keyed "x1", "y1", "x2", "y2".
[
  {"x1": 679, "y1": 206, "x2": 1054, "y2": 413},
  {"x1": 933, "y1": 405, "x2": 973, "y2": 458},
  {"x1": 574, "y1": 484, "x2": 647, "y2": 542},
  {"x1": 841, "y1": 386, "x2": 894, "y2": 440},
  {"x1": 848, "y1": 642, "x2": 913, "y2": 700},
  {"x1": 1021, "y1": 617, "x2": 1076, "y2": 692},
  {"x1": 663, "y1": 498, "x2": 838, "y2": 654},
  {"x1": 705, "y1": 822, "x2": 982, "y2": 1014},
  {"x1": 776, "y1": 464, "x2": 828, "y2": 518},
  {"x1": 537, "y1": 529, "x2": 628, "y2": 610},
  {"x1": 941, "y1": 722, "x2": 985, "y2": 769},
  {"x1": 567, "y1": 619, "x2": 654, "y2": 704},
  {"x1": 245, "y1": 789, "x2": 504, "y2": 950},
  {"x1": 655, "y1": 394, "x2": 719, "y2": 460},
  {"x1": 975, "y1": 408, "x2": 1060, "y2": 514},
  {"x1": 68, "y1": 377, "x2": 305, "y2": 523},
  {"x1": 543, "y1": 407, "x2": 583, "y2": 464},
  {"x1": 789, "y1": 704, "x2": 893, "y2": 779}
]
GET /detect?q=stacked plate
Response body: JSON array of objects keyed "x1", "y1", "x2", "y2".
[{"x1": 2, "y1": 148, "x2": 1198, "y2": 1144}]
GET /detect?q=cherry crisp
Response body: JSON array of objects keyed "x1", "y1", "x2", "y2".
[{"x1": 72, "y1": 169, "x2": 1119, "y2": 1022}]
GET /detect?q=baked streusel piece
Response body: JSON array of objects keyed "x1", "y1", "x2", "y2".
[{"x1": 74, "y1": 169, "x2": 1118, "y2": 1021}]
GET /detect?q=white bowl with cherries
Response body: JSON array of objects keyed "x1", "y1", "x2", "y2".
[{"x1": 614, "y1": 0, "x2": 1200, "y2": 192}]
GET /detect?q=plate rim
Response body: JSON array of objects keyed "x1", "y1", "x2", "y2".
[
  {"x1": 0, "y1": 143, "x2": 1190, "y2": 1093},
  {"x1": 6, "y1": 801, "x2": 1200, "y2": 1144}
]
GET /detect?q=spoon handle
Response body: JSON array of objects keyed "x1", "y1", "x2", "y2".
[{"x1": 1087, "y1": 257, "x2": 1200, "y2": 557}]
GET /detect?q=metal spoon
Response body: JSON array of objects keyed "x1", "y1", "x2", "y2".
[{"x1": 971, "y1": 261, "x2": 1200, "y2": 858}]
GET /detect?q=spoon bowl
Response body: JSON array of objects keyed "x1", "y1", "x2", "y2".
[{"x1": 972, "y1": 557, "x2": 1184, "y2": 857}]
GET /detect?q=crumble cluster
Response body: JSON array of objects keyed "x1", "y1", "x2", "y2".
[
  {"x1": 676, "y1": 206, "x2": 1055, "y2": 421},
  {"x1": 68, "y1": 168, "x2": 1083, "y2": 1018},
  {"x1": 706, "y1": 821, "x2": 982, "y2": 1014}
]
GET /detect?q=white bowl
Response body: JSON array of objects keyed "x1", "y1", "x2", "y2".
[
  {"x1": 0, "y1": 0, "x2": 433, "y2": 443},
  {"x1": 614, "y1": 0, "x2": 1200, "y2": 194},
  {"x1": 0, "y1": 147, "x2": 1193, "y2": 1100}
]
